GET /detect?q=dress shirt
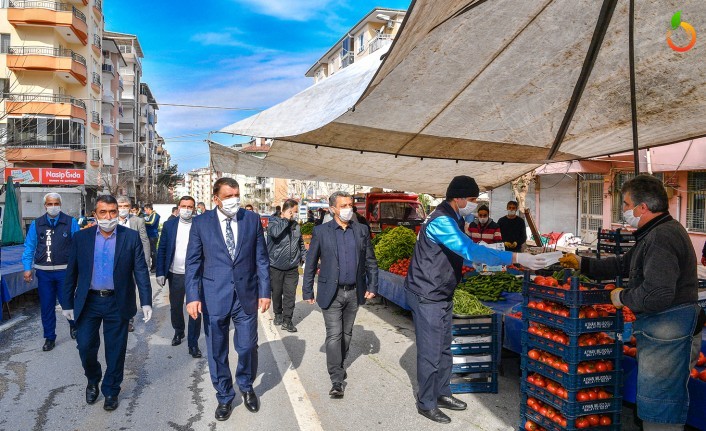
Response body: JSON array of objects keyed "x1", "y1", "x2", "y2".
[
  {"x1": 118, "y1": 216, "x2": 130, "y2": 226},
  {"x1": 216, "y1": 208, "x2": 238, "y2": 253},
  {"x1": 335, "y1": 223, "x2": 357, "y2": 285},
  {"x1": 170, "y1": 219, "x2": 192, "y2": 274},
  {"x1": 90, "y1": 228, "x2": 116, "y2": 290}
]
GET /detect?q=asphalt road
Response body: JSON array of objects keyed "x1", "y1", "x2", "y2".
[{"x1": 0, "y1": 276, "x2": 642, "y2": 431}]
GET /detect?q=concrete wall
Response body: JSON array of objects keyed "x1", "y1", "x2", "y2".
[
  {"x1": 536, "y1": 174, "x2": 579, "y2": 235},
  {"x1": 488, "y1": 181, "x2": 535, "y2": 223}
]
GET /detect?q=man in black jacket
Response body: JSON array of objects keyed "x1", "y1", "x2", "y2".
[
  {"x1": 303, "y1": 191, "x2": 378, "y2": 399},
  {"x1": 267, "y1": 199, "x2": 306, "y2": 332}
]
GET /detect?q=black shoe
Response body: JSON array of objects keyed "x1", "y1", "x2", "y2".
[
  {"x1": 103, "y1": 395, "x2": 119, "y2": 411},
  {"x1": 150, "y1": 269, "x2": 156, "y2": 274},
  {"x1": 437, "y1": 395, "x2": 467, "y2": 411},
  {"x1": 189, "y1": 346, "x2": 202, "y2": 358},
  {"x1": 417, "y1": 407, "x2": 451, "y2": 424},
  {"x1": 273, "y1": 314, "x2": 283, "y2": 326},
  {"x1": 42, "y1": 339, "x2": 55, "y2": 351},
  {"x1": 172, "y1": 333, "x2": 184, "y2": 346},
  {"x1": 70, "y1": 327, "x2": 77, "y2": 340},
  {"x1": 242, "y1": 391, "x2": 259, "y2": 413},
  {"x1": 215, "y1": 402, "x2": 233, "y2": 421},
  {"x1": 329, "y1": 382, "x2": 344, "y2": 398},
  {"x1": 128, "y1": 323, "x2": 135, "y2": 333},
  {"x1": 85, "y1": 383, "x2": 99, "y2": 405},
  {"x1": 281, "y1": 320, "x2": 298, "y2": 333}
]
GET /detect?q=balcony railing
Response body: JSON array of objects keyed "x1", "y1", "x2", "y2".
[
  {"x1": 102, "y1": 63, "x2": 114, "y2": 74},
  {"x1": 102, "y1": 123, "x2": 115, "y2": 136},
  {"x1": 368, "y1": 33, "x2": 392, "y2": 54},
  {"x1": 91, "y1": 111, "x2": 100, "y2": 124},
  {"x1": 9, "y1": 1, "x2": 87, "y2": 23},
  {"x1": 93, "y1": 34, "x2": 101, "y2": 49},
  {"x1": 93, "y1": 0, "x2": 101, "y2": 12},
  {"x1": 4, "y1": 92, "x2": 86, "y2": 110},
  {"x1": 6, "y1": 141, "x2": 85, "y2": 150},
  {"x1": 340, "y1": 51, "x2": 354, "y2": 68},
  {"x1": 118, "y1": 105, "x2": 124, "y2": 117},
  {"x1": 8, "y1": 45, "x2": 87, "y2": 66},
  {"x1": 92, "y1": 72, "x2": 100, "y2": 86},
  {"x1": 118, "y1": 77, "x2": 123, "y2": 90},
  {"x1": 90, "y1": 149, "x2": 100, "y2": 162}
]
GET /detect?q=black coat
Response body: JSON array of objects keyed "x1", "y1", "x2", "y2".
[{"x1": 267, "y1": 217, "x2": 306, "y2": 270}]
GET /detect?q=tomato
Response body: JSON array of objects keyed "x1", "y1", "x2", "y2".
[
  {"x1": 691, "y1": 369, "x2": 699, "y2": 379},
  {"x1": 539, "y1": 406, "x2": 548, "y2": 417},
  {"x1": 604, "y1": 360, "x2": 614, "y2": 371},
  {"x1": 577, "y1": 392, "x2": 589, "y2": 402},
  {"x1": 699, "y1": 370, "x2": 706, "y2": 382},
  {"x1": 561, "y1": 363, "x2": 569, "y2": 373},
  {"x1": 528, "y1": 301, "x2": 537, "y2": 309},
  {"x1": 587, "y1": 415, "x2": 600, "y2": 426},
  {"x1": 623, "y1": 345, "x2": 630, "y2": 354},
  {"x1": 588, "y1": 391, "x2": 598, "y2": 400},
  {"x1": 628, "y1": 347, "x2": 637, "y2": 357},
  {"x1": 560, "y1": 418, "x2": 568, "y2": 427},
  {"x1": 525, "y1": 420, "x2": 538, "y2": 431},
  {"x1": 596, "y1": 362, "x2": 607, "y2": 372},
  {"x1": 534, "y1": 276, "x2": 545, "y2": 285},
  {"x1": 697, "y1": 352, "x2": 706, "y2": 367},
  {"x1": 630, "y1": 335, "x2": 637, "y2": 345},
  {"x1": 536, "y1": 302, "x2": 546, "y2": 311},
  {"x1": 528, "y1": 350, "x2": 540, "y2": 360},
  {"x1": 575, "y1": 418, "x2": 589, "y2": 429},
  {"x1": 585, "y1": 309, "x2": 599, "y2": 319},
  {"x1": 600, "y1": 416, "x2": 612, "y2": 426},
  {"x1": 604, "y1": 283, "x2": 616, "y2": 291}
]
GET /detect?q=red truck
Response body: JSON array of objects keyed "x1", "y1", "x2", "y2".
[{"x1": 354, "y1": 190, "x2": 426, "y2": 236}]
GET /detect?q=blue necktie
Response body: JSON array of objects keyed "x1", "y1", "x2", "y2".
[
  {"x1": 225, "y1": 219, "x2": 235, "y2": 260},
  {"x1": 50, "y1": 219, "x2": 56, "y2": 228}
]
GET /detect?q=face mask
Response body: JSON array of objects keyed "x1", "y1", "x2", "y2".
[
  {"x1": 477, "y1": 217, "x2": 489, "y2": 224},
  {"x1": 508, "y1": 210, "x2": 517, "y2": 217},
  {"x1": 458, "y1": 200, "x2": 477, "y2": 217},
  {"x1": 97, "y1": 217, "x2": 118, "y2": 232},
  {"x1": 623, "y1": 206, "x2": 641, "y2": 228},
  {"x1": 197, "y1": 209, "x2": 203, "y2": 215},
  {"x1": 219, "y1": 197, "x2": 240, "y2": 217},
  {"x1": 119, "y1": 208, "x2": 130, "y2": 218},
  {"x1": 179, "y1": 208, "x2": 193, "y2": 221},
  {"x1": 338, "y1": 208, "x2": 354, "y2": 222},
  {"x1": 46, "y1": 206, "x2": 61, "y2": 217}
]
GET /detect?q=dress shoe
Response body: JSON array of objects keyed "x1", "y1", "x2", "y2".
[
  {"x1": 70, "y1": 327, "x2": 77, "y2": 340},
  {"x1": 103, "y1": 395, "x2": 119, "y2": 411},
  {"x1": 172, "y1": 333, "x2": 184, "y2": 346},
  {"x1": 273, "y1": 314, "x2": 283, "y2": 326},
  {"x1": 85, "y1": 383, "x2": 99, "y2": 404},
  {"x1": 437, "y1": 395, "x2": 467, "y2": 411},
  {"x1": 215, "y1": 402, "x2": 233, "y2": 421},
  {"x1": 417, "y1": 407, "x2": 451, "y2": 424},
  {"x1": 128, "y1": 320, "x2": 135, "y2": 333},
  {"x1": 42, "y1": 339, "x2": 55, "y2": 352},
  {"x1": 329, "y1": 382, "x2": 344, "y2": 398},
  {"x1": 281, "y1": 320, "x2": 298, "y2": 333},
  {"x1": 189, "y1": 346, "x2": 202, "y2": 358},
  {"x1": 242, "y1": 390, "x2": 259, "y2": 413}
]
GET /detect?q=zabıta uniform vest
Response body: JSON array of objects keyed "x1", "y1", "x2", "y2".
[
  {"x1": 404, "y1": 201, "x2": 465, "y2": 302},
  {"x1": 33, "y1": 212, "x2": 73, "y2": 270}
]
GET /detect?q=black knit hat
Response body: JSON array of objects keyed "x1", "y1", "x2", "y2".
[{"x1": 446, "y1": 175, "x2": 480, "y2": 199}]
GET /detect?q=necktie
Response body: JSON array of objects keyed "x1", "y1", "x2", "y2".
[
  {"x1": 225, "y1": 218, "x2": 236, "y2": 260},
  {"x1": 50, "y1": 219, "x2": 56, "y2": 228}
]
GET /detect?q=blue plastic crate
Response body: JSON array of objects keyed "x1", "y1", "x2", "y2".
[
  {"x1": 522, "y1": 405, "x2": 621, "y2": 431},
  {"x1": 451, "y1": 333, "x2": 496, "y2": 356},
  {"x1": 522, "y1": 357, "x2": 622, "y2": 390},
  {"x1": 450, "y1": 371, "x2": 498, "y2": 394},
  {"x1": 522, "y1": 272, "x2": 617, "y2": 307},
  {"x1": 523, "y1": 307, "x2": 622, "y2": 335},
  {"x1": 523, "y1": 331, "x2": 622, "y2": 363},
  {"x1": 451, "y1": 313, "x2": 499, "y2": 336},
  {"x1": 522, "y1": 381, "x2": 622, "y2": 418},
  {"x1": 452, "y1": 360, "x2": 494, "y2": 374}
]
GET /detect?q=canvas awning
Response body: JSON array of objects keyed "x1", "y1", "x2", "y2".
[{"x1": 219, "y1": 0, "x2": 706, "y2": 190}]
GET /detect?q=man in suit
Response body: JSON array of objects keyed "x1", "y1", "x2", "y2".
[
  {"x1": 185, "y1": 177, "x2": 270, "y2": 421},
  {"x1": 60, "y1": 195, "x2": 153, "y2": 411},
  {"x1": 303, "y1": 191, "x2": 378, "y2": 399},
  {"x1": 143, "y1": 203, "x2": 160, "y2": 273},
  {"x1": 156, "y1": 195, "x2": 202, "y2": 358},
  {"x1": 117, "y1": 196, "x2": 150, "y2": 333}
]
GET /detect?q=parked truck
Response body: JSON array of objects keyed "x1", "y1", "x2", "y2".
[{"x1": 354, "y1": 189, "x2": 426, "y2": 236}]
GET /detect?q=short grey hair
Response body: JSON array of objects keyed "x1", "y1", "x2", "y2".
[
  {"x1": 116, "y1": 196, "x2": 131, "y2": 205},
  {"x1": 44, "y1": 192, "x2": 61, "y2": 204},
  {"x1": 328, "y1": 191, "x2": 352, "y2": 207},
  {"x1": 621, "y1": 174, "x2": 669, "y2": 213}
]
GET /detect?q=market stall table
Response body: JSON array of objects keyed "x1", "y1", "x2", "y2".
[{"x1": 0, "y1": 245, "x2": 37, "y2": 316}]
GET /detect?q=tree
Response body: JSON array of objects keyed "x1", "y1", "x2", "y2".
[
  {"x1": 511, "y1": 172, "x2": 536, "y2": 213},
  {"x1": 155, "y1": 163, "x2": 183, "y2": 202}
]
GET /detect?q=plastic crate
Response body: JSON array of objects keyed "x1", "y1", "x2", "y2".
[
  {"x1": 451, "y1": 354, "x2": 494, "y2": 373},
  {"x1": 451, "y1": 334, "x2": 495, "y2": 356},
  {"x1": 523, "y1": 307, "x2": 621, "y2": 335},
  {"x1": 451, "y1": 313, "x2": 498, "y2": 336},
  {"x1": 522, "y1": 274, "x2": 616, "y2": 307},
  {"x1": 450, "y1": 371, "x2": 498, "y2": 394},
  {"x1": 522, "y1": 381, "x2": 622, "y2": 417},
  {"x1": 523, "y1": 331, "x2": 621, "y2": 362},
  {"x1": 522, "y1": 356, "x2": 621, "y2": 390},
  {"x1": 597, "y1": 229, "x2": 635, "y2": 243},
  {"x1": 522, "y1": 405, "x2": 620, "y2": 431}
]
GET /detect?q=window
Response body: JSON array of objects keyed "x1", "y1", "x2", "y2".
[
  {"x1": 0, "y1": 78, "x2": 9, "y2": 96},
  {"x1": 1, "y1": 34, "x2": 10, "y2": 54},
  {"x1": 686, "y1": 171, "x2": 706, "y2": 232},
  {"x1": 7, "y1": 117, "x2": 85, "y2": 149},
  {"x1": 611, "y1": 172, "x2": 664, "y2": 222},
  {"x1": 376, "y1": 202, "x2": 425, "y2": 221},
  {"x1": 358, "y1": 34, "x2": 365, "y2": 53}
]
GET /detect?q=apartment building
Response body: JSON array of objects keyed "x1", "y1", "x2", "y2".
[
  {"x1": 138, "y1": 82, "x2": 158, "y2": 199},
  {"x1": 98, "y1": 36, "x2": 125, "y2": 195}
]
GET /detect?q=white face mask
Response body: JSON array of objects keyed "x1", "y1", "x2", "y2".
[
  {"x1": 179, "y1": 208, "x2": 193, "y2": 221},
  {"x1": 338, "y1": 208, "x2": 354, "y2": 222},
  {"x1": 623, "y1": 206, "x2": 641, "y2": 228},
  {"x1": 219, "y1": 197, "x2": 240, "y2": 217},
  {"x1": 118, "y1": 208, "x2": 130, "y2": 218},
  {"x1": 46, "y1": 206, "x2": 61, "y2": 217},
  {"x1": 477, "y1": 217, "x2": 489, "y2": 224},
  {"x1": 97, "y1": 217, "x2": 118, "y2": 232},
  {"x1": 508, "y1": 210, "x2": 517, "y2": 217},
  {"x1": 458, "y1": 200, "x2": 477, "y2": 217}
]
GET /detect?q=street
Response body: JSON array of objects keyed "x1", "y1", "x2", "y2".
[{"x1": 0, "y1": 276, "x2": 641, "y2": 431}]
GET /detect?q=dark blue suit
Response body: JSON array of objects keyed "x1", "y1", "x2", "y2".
[
  {"x1": 156, "y1": 217, "x2": 201, "y2": 347},
  {"x1": 61, "y1": 225, "x2": 152, "y2": 397},
  {"x1": 185, "y1": 208, "x2": 270, "y2": 404}
]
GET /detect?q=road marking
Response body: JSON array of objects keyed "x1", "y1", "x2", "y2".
[
  {"x1": 259, "y1": 314, "x2": 323, "y2": 431},
  {"x1": 0, "y1": 314, "x2": 30, "y2": 333}
]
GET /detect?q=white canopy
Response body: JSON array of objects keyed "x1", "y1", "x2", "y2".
[{"x1": 219, "y1": 0, "x2": 706, "y2": 190}]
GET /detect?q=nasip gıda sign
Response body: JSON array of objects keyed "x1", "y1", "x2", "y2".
[{"x1": 4, "y1": 168, "x2": 85, "y2": 185}]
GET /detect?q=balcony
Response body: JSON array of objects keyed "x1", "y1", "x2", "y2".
[
  {"x1": 102, "y1": 123, "x2": 115, "y2": 136},
  {"x1": 119, "y1": 120, "x2": 134, "y2": 130},
  {"x1": 119, "y1": 143, "x2": 134, "y2": 154},
  {"x1": 90, "y1": 148, "x2": 100, "y2": 164},
  {"x1": 118, "y1": 77, "x2": 124, "y2": 90},
  {"x1": 340, "y1": 51, "x2": 354, "y2": 69},
  {"x1": 8, "y1": 1, "x2": 88, "y2": 45},
  {"x1": 4, "y1": 92, "x2": 87, "y2": 121},
  {"x1": 101, "y1": 63, "x2": 114, "y2": 74},
  {"x1": 7, "y1": 46, "x2": 87, "y2": 85},
  {"x1": 368, "y1": 33, "x2": 392, "y2": 55},
  {"x1": 148, "y1": 113, "x2": 154, "y2": 125},
  {"x1": 92, "y1": 0, "x2": 101, "y2": 20},
  {"x1": 102, "y1": 91, "x2": 114, "y2": 105},
  {"x1": 90, "y1": 111, "x2": 100, "y2": 129},
  {"x1": 92, "y1": 33, "x2": 101, "y2": 55},
  {"x1": 91, "y1": 71, "x2": 101, "y2": 92},
  {"x1": 118, "y1": 105, "x2": 124, "y2": 117}
]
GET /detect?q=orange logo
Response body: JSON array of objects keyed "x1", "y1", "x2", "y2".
[{"x1": 667, "y1": 11, "x2": 696, "y2": 53}]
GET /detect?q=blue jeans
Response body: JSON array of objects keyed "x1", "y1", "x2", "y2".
[
  {"x1": 36, "y1": 269, "x2": 74, "y2": 340},
  {"x1": 633, "y1": 303, "x2": 701, "y2": 424}
]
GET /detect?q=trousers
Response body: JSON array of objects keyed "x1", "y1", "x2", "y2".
[
  {"x1": 320, "y1": 287, "x2": 359, "y2": 383},
  {"x1": 36, "y1": 269, "x2": 74, "y2": 340},
  {"x1": 270, "y1": 267, "x2": 299, "y2": 320},
  {"x1": 168, "y1": 273, "x2": 201, "y2": 348}
]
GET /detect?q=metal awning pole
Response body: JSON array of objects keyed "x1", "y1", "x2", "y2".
[{"x1": 629, "y1": 0, "x2": 640, "y2": 175}]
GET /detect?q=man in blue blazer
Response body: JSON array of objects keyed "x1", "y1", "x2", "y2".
[
  {"x1": 185, "y1": 177, "x2": 271, "y2": 422},
  {"x1": 302, "y1": 191, "x2": 378, "y2": 399},
  {"x1": 60, "y1": 195, "x2": 152, "y2": 412}
]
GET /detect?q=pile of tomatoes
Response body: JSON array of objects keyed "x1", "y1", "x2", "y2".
[
  {"x1": 690, "y1": 352, "x2": 706, "y2": 382},
  {"x1": 528, "y1": 323, "x2": 615, "y2": 347},
  {"x1": 527, "y1": 372, "x2": 613, "y2": 402},
  {"x1": 576, "y1": 359, "x2": 615, "y2": 374},
  {"x1": 523, "y1": 419, "x2": 547, "y2": 431},
  {"x1": 388, "y1": 258, "x2": 411, "y2": 277},
  {"x1": 595, "y1": 304, "x2": 636, "y2": 322},
  {"x1": 622, "y1": 335, "x2": 638, "y2": 357},
  {"x1": 508, "y1": 311, "x2": 523, "y2": 319},
  {"x1": 462, "y1": 265, "x2": 475, "y2": 275},
  {"x1": 527, "y1": 349, "x2": 615, "y2": 375},
  {"x1": 576, "y1": 332, "x2": 615, "y2": 347},
  {"x1": 526, "y1": 397, "x2": 614, "y2": 428},
  {"x1": 527, "y1": 300, "x2": 611, "y2": 319}
]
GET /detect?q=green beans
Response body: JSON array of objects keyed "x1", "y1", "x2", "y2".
[
  {"x1": 452, "y1": 289, "x2": 494, "y2": 316},
  {"x1": 456, "y1": 272, "x2": 523, "y2": 301}
]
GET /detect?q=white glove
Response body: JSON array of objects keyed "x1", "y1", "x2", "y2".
[
  {"x1": 302, "y1": 262, "x2": 306, "y2": 270},
  {"x1": 62, "y1": 309, "x2": 74, "y2": 321},
  {"x1": 142, "y1": 305, "x2": 153, "y2": 322},
  {"x1": 515, "y1": 253, "x2": 552, "y2": 270},
  {"x1": 156, "y1": 276, "x2": 166, "y2": 286}
]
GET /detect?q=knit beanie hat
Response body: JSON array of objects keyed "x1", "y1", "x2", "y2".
[{"x1": 446, "y1": 175, "x2": 480, "y2": 199}]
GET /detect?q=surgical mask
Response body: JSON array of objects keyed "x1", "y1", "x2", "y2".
[
  {"x1": 119, "y1": 208, "x2": 130, "y2": 218},
  {"x1": 219, "y1": 197, "x2": 240, "y2": 217},
  {"x1": 179, "y1": 208, "x2": 193, "y2": 221},
  {"x1": 338, "y1": 208, "x2": 354, "y2": 222},
  {"x1": 197, "y1": 209, "x2": 203, "y2": 215},
  {"x1": 477, "y1": 217, "x2": 489, "y2": 224},
  {"x1": 46, "y1": 206, "x2": 61, "y2": 217},
  {"x1": 623, "y1": 207, "x2": 641, "y2": 228},
  {"x1": 97, "y1": 217, "x2": 118, "y2": 232},
  {"x1": 458, "y1": 201, "x2": 477, "y2": 217},
  {"x1": 508, "y1": 210, "x2": 517, "y2": 217}
]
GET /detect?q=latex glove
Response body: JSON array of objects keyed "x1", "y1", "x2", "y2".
[
  {"x1": 142, "y1": 305, "x2": 153, "y2": 322},
  {"x1": 515, "y1": 253, "x2": 552, "y2": 270},
  {"x1": 511, "y1": 242, "x2": 517, "y2": 249},
  {"x1": 559, "y1": 253, "x2": 580, "y2": 270},
  {"x1": 62, "y1": 309, "x2": 74, "y2": 321},
  {"x1": 610, "y1": 288, "x2": 624, "y2": 309},
  {"x1": 156, "y1": 276, "x2": 166, "y2": 286},
  {"x1": 503, "y1": 242, "x2": 513, "y2": 249}
]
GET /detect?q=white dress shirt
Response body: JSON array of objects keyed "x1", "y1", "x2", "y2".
[
  {"x1": 216, "y1": 208, "x2": 238, "y2": 254},
  {"x1": 119, "y1": 216, "x2": 130, "y2": 226},
  {"x1": 170, "y1": 219, "x2": 192, "y2": 274}
]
